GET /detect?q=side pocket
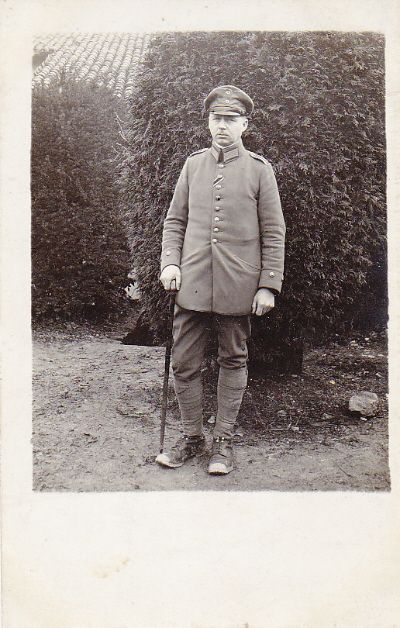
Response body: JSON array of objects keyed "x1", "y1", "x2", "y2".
[{"x1": 234, "y1": 255, "x2": 261, "y2": 272}]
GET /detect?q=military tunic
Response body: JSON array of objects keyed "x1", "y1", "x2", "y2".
[{"x1": 161, "y1": 139, "x2": 285, "y2": 315}]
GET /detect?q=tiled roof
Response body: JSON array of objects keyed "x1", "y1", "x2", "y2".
[{"x1": 32, "y1": 32, "x2": 151, "y2": 98}]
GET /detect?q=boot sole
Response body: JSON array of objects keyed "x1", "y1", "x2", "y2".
[
  {"x1": 155, "y1": 453, "x2": 184, "y2": 468},
  {"x1": 208, "y1": 462, "x2": 233, "y2": 475},
  {"x1": 155, "y1": 449, "x2": 206, "y2": 469}
]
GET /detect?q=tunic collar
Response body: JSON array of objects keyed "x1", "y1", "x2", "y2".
[{"x1": 210, "y1": 139, "x2": 244, "y2": 163}]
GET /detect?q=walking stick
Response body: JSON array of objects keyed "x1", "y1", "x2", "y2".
[{"x1": 158, "y1": 292, "x2": 176, "y2": 454}]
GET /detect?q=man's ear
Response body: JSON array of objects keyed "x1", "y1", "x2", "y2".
[{"x1": 242, "y1": 117, "x2": 249, "y2": 131}]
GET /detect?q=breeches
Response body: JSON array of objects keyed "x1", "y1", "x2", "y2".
[{"x1": 171, "y1": 304, "x2": 251, "y2": 381}]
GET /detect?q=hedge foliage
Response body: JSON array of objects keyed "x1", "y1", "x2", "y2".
[
  {"x1": 118, "y1": 31, "x2": 386, "y2": 351},
  {"x1": 32, "y1": 80, "x2": 131, "y2": 321}
]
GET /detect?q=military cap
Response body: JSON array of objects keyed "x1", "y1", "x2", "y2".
[{"x1": 203, "y1": 85, "x2": 254, "y2": 117}]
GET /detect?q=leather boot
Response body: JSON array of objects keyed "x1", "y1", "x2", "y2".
[
  {"x1": 156, "y1": 434, "x2": 206, "y2": 468},
  {"x1": 208, "y1": 436, "x2": 233, "y2": 474}
]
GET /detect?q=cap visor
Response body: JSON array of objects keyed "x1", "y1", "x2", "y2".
[{"x1": 209, "y1": 109, "x2": 242, "y2": 116}]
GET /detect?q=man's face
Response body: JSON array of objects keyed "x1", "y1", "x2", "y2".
[{"x1": 208, "y1": 113, "x2": 248, "y2": 147}]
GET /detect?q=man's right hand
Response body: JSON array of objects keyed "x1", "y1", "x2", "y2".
[{"x1": 160, "y1": 265, "x2": 181, "y2": 292}]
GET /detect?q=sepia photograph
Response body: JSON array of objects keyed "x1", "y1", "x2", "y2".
[
  {"x1": 2, "y1": 1, "x2": 400, "y2": 626},
  {"x1": 31, "y1": 30, "x2": 389, "y2": 492}
]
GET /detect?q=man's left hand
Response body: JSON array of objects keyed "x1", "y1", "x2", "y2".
[{"x1": 251, "y1": 288, "x2": 275, "y2": 316}]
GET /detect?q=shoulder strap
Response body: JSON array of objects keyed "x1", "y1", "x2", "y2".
[
  {"x1": 249, "y1": 151, "x2": 270, "y2": 166},
  {"x1": 188, "y1": 147, "x2": 208, "y2": 158}
]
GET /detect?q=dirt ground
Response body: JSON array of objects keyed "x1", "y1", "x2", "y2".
[{"x1": 32, "y1": 324, "x2": 390, "y2": 491}]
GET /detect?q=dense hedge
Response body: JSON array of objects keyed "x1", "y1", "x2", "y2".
[
  {"x1": 32, "y1": 80, "x2": 131, "y2": 321},
  {"x1": 118, "y1": 32, "x2": 386, "y2": 353}
]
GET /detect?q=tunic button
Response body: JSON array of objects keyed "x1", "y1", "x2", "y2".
[
  {"x1": 215, "y1": 206, "x2": 220, "y2": 211},
  {"x1": 216, "y1": 185, "x2": 222, "y2": 189},
  {"x1": 166, "y1": 251, "x2": 171, "y2": 256},
  {"x1": 269, "y1": 271, "x2": 275, "y2": 278},
  {"x1": 214, "y1": 217, "x2": 220, "y2": 222},
  {"x1": 215, "y1": 195, "x2": 221, "y2": 201},
  {"x1": 212, "y1": 238, "x2": 218, "y2": 243},
  {"x1": 218, "y1": 164, "x2": 224, "y2": 168},
  {"x1": 213, "y1": 227, "x2": 219, "y2": 232}
]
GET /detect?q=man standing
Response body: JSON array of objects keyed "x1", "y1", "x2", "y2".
[{"x1": 156, "y1": 85, "x2": 285, "y2": 475}]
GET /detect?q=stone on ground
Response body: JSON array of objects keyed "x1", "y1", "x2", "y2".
[{"x1": 349, "y1": 391, "x2": 379, "y2": 417}]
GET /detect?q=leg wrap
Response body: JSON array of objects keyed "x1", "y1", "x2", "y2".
[
  {"x1": 174, "y1": 375, "x2": 203, "y2": 437},
  {"x1": 214, "y1": 366, "x2": 247, "y2": 439}
]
